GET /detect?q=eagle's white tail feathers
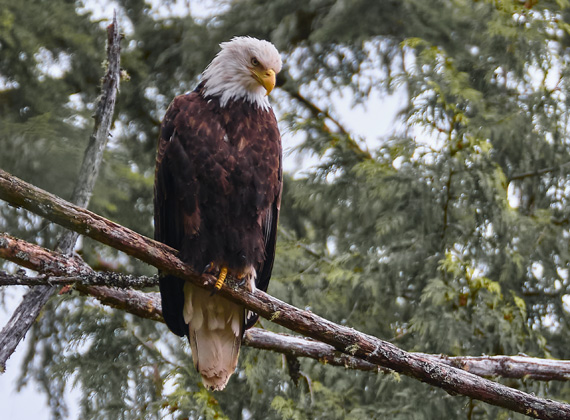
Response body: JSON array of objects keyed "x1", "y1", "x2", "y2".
[{"x1": 183, "y1": 283, "x2": 243, "y2": 391}]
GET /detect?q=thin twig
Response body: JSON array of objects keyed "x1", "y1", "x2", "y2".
[
  {"x1": 509, "y1": 161, "x2": 570, "y2": 181},
  {"x1": 278, "y1": 228, "x2": 331, "y2": 263},
  {"x1": 131, "y1": 331, "x2": 186, "y2": 371},
  {"x1": 441, "y1": 168, "x2": 454, "y2": 241},
  {"x1": 281, "y1": 72, "x2": 372, "y2": 160}
]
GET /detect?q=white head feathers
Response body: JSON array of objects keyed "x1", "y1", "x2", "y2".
[{"x1": 202, "y1": 37, "x2": 282, "y2": 110}]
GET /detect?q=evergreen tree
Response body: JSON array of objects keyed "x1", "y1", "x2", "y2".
[{"x1": 3, "y1": 0, "x2": 570, "y2": 418}]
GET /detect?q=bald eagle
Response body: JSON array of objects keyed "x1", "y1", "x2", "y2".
[{"x1": 154, "y1": 37, "x2": 282, "y2": 390}]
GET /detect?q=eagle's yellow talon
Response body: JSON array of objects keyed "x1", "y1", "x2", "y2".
[{"x1": 214, "y1": 267, "x2": 228, "y2": 290}]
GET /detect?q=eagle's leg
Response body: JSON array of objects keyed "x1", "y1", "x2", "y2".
[
  {"x1": 204, "y1": 264, "x2": 228, "y2": 296},
  {"x1": 214, "y1": 267, "x2": 228, "y2": 290}
]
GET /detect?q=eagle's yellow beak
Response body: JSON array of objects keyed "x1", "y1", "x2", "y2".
[{"x1": 252, "y1": 68, "x2": 276, "y2": 96}]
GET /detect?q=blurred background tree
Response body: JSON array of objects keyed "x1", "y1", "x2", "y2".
[{"x1": 2, "y1": 0, "x2": 570, "y2": 418}]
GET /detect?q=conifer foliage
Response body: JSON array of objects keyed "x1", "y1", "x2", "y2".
[{"x1": 3, "y1": 0, "x2": 570, "y2": 418}]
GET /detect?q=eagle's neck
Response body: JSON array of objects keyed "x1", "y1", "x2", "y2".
[{"x1": 201, "y1": 60, "x2": 271, "y2": 111}]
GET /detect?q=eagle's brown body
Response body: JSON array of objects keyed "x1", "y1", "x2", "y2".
[{"x1": 154, "y1": 82, "x2": 282, "y2": 389}]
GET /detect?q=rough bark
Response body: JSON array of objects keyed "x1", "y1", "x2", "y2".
[
  {"x1": 4, "y1": 238, "x2": 570, "y2": 384},
  {"x1": 0, "y1": 270, "x2": 158, "y2": 289},
  {"x1": 0, "y1": 15, "x2": 122, "y2": 371},
  {"x1": 421, "y1": 353, "x2": 570, "y2": 382},
  {"x1": 244, "y1": 329, "x2": 570, "y2": 381},
  {"x1": 1, "y1": 178, "x2": 570, "y2": 418},
  {"x1": 0, "y1": 235, "x2": 162, "y2": 323}
]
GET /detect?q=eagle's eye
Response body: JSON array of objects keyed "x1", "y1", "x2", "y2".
[{"x1": 251, "y1": 57, "x2": 260, "y2": 66}]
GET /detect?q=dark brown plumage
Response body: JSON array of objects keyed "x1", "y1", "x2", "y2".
[
  {"x1": 155, "y1": 82, "x2": 282, "y2": 334},
  {"x1": 154, "y1": 37, "x2": 282, "y2": 390},
  {"x1": 154, "y1": 32, "x2": 284, "y2": 391}
]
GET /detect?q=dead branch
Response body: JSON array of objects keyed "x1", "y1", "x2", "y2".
[
  {"x1": 0, "y1": 270, "x2": 157, "y2": 289},
  {"x1": 245, "y1": 329, "x2": 570, "y2": 381},
  {"x1": 0, "y1": 15, "x2": 123, "y2": 370},
  {"x1": 59, "y1": 13, "x2": 123, "y2": 250},
  {"x1": 1, "y1": 174, "x2": 570, "y2": 418},
  {"x1": 3, "y1": 241, "x2": 570, "y2": 384},
  {"x1": 244, "y1": 328, "x2": 386, "y2": 373},
  {"x1": 0, "y1": 235, "x2": 162, "y2": 323},
  {"x1": 280, "y1": 71, "x2": 372, "y2": 161},
  {"x1": 422, "y1": 353, "x2": 570, "y2": 382}
]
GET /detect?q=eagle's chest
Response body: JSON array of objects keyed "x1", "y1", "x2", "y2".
[
  {"x1": 221, "y1": 119, "x2": 279, "y2": 186},
  {"x1": 223, "y1": 138, "x2": 277, "y2": 204},
  {"x1": 192, "y1": 102, "x2": 281, "y2": 212}
]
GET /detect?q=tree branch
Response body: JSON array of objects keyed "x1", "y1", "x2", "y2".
[
  {"x1": 3, "y1": 239, "x2": 570, "y2": 383},
  {"x1": 58, "y1": 12, "x2": 123, "y2": 251},
  {"x1": 1, "y1": 173, "x2": 570, "y2": 418},
  {"x1": 509, "y1": 161, "x2": 570, "y2": 181},
  {"x1": 0, "y1": 270, "x2": 157, "y2": 289},
  {"x1": 280, "y1": 72, "x2": 372, "y2": 161},
  {"x1": 0, "y1": 14, "x2": 122, "y2": 370},
  {"x1": 245, "y1": 329, "x2": 570, "y2": 381},
  {"x1": 0, "y1": 234, "x2": 162, "y2": 322}
]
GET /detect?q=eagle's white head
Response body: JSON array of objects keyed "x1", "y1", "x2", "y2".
[{"x1": 202, "y1": 37, "x2": 282, "y2": 110}]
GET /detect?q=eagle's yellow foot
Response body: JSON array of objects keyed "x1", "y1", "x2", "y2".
[
  {"x1": 214, "y1": 267, "x2": 228, "y2": 290},
  {"x1": 209, "y1": 266, "x2": 228, "y2": 296}
]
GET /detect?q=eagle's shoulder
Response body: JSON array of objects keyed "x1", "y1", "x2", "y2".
[
  {"x1": 157, "y1": 91, "x2": 225, "y2": 159},
  {"x1": 166, "y1": 91, "x2": 209, "y2": 129},
  {"x1": 170, "y1": 90, "x2": 207, "y2": 113}
]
